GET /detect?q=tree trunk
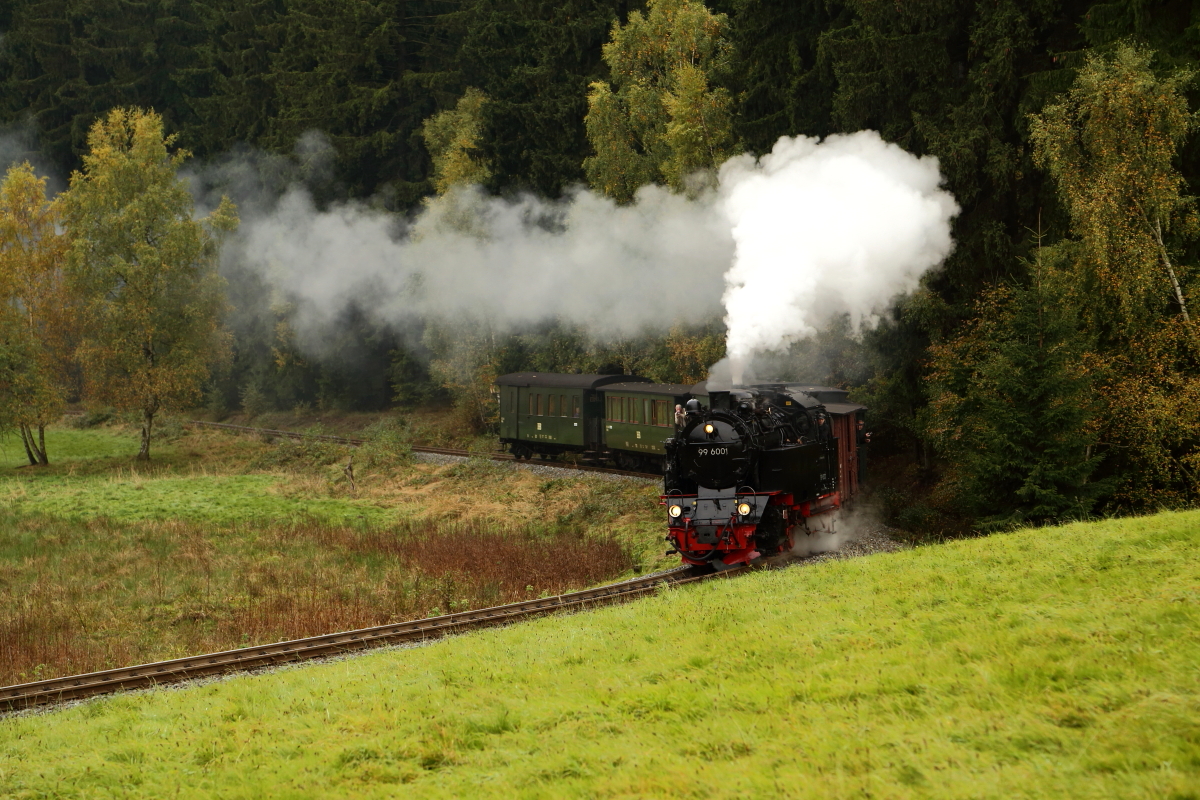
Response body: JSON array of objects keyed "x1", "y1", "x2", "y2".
[
  {"x1": 18, "y1": 422, "x2": 48, "y2": 465},
  {"x1": 17, "y1": 424, "x2": 37, "y2": 466},
  {"x1": 137, "y1": 408, "x2": 155, "y2": 461},
  {"x1": 1152, "y1": 216, "x2": 1191, "y2": 323}
]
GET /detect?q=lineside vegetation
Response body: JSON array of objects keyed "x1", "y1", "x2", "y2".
[{"x1": 0, "y1": 423, "x2": 663, "y2": 686}]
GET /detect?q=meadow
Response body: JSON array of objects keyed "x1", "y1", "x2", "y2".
[
  {"x1": 1, "y1": 510, "x2": 1196, "y2": 798},
  {"x1": 0, "y1": 422, "x2": 666, "y2": 685}
]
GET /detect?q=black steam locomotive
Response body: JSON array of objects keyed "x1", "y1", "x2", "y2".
[{"x1": 662, "y1": 385, "x2": 863, "y2": 569}]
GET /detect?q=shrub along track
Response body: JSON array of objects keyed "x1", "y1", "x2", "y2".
[
  {"x1": 183, "y1": 420, "x2": 662, "y2": 480},
  {"x1": 0, "y1": 565, "x2": 739, "y2": 712}
]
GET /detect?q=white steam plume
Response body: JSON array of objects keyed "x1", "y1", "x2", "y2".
[
  {"x1": 205, "y1": 131, "x2": 955, "y2": 355},
  {"x1": 718, "y1": 131, "x2": 958, "y2": 380}
]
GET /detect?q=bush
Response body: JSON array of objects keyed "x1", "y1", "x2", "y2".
[
  {"x1": 248, "y1": 426, "x2": 348, "y2": 471},
  {"x1": 65, "y1": 409, "x2": 116, "y2": 429},
  {"x1": 240, "y1": 383, "x2": 271, "y2": 419},
  {"x1": 358, "y1": 418, "x2": 413, "y2": 470}
]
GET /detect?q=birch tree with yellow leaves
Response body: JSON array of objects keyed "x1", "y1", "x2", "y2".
[
  {"x1": 62, "y1": 109, "x2": 238, "y2": 460},
  {"x1": 1031, "y1": 45, "x2": 1200, "y2": 506},
  {"x1": 0, "y1": 162, "x2": 74, "y2": 465}
]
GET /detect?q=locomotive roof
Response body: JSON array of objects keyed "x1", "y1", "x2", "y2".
[
  {"x1": 494, "y1": 373, "x2": 649, "y2": 389},
  {"x1": 603, "y1": 382, "x2": 700, "y2": 396}
]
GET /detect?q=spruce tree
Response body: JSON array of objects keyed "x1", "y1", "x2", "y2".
[{"x1": 925, "y1": 246, "x2": 1105, "y2": 527}]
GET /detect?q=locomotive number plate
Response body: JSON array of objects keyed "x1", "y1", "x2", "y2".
[{"x1": 695, "y1": 447, "x2": 729, "y2": 457}]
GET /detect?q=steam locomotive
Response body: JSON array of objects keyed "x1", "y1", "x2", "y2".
[
  {"x1": 495, "y1": 373, "x2": 865, "y2": 569},
  {"x1": 662, "y1": 385, "x2": 863, "y2": 570}
]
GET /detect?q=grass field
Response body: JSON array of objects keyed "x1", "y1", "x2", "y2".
[
  {"x1": 2, "y1": 510, "x2": 1196, "y2": 798},
  {"x1": 0, "y1": 423, "x2": 667, "y2": 685}
]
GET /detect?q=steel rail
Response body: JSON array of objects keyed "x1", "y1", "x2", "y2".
[
  {"x1": 182, "y1": 419, "x2": 661, "y2": 480},
  {"x1": 1, "y1": 566, "x2": 739, "y2": 712}
]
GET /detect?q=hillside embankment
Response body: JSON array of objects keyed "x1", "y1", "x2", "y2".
[{"x1": 1, "y1": 509, "x2": 1196, "y2": 798}]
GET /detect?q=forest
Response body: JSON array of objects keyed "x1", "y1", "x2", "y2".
[{"x1": 1, "y1": 0, "x2": 1199, "y2": 531}]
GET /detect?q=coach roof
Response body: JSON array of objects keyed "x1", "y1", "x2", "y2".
[
  {"x1": 494, "y1": 373, "x2": 651, "y2": 390},
  {"x1": 602, "y1": 382, "x2": 698, "y2": 396}
]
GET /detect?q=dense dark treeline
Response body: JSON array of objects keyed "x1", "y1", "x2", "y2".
[{"x1": 2, "y1": 0, "x2": 1199, "y2": 527}]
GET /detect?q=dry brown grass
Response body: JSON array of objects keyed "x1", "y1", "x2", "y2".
[{"x1": 0, "y1": 514, "x2": 635, "y2": 686}]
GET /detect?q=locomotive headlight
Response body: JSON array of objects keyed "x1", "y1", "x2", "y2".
[
  {"x1": 668, "y1": 505, "x2": 683, "y2": 518},
  {"x1": 737, "y1": 502, "x2": 752, "y2": 516},
  {"x1": 704, "y1": 423, "x2": 715, "y2": 434}
]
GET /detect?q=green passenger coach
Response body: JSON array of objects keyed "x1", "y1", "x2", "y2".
[
  {"x1": 601, "y1": 382, "x2": 707, "y2": 471},
  {"x1": 495, "y1": 373, "x2": 647, "y2": 460}
]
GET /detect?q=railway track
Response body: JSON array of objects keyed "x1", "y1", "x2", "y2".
[
  {"x1": 182, "y1": 419, "x2": 661, "y2": 480},
  {"x1": 1, "y1": 565, "x2": 737, "y2": 712}
]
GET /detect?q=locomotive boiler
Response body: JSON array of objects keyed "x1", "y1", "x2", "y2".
[{"x1": 662, "y1": 385, "x2": 863, "y2": 569}]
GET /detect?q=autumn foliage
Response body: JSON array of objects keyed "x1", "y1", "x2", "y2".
[
  {"x1": 61, "y1": 109, "x2": 238, "y2": 460},
  {"x1": 0, "y1": 163, "x2": 75, "y2": 465}
]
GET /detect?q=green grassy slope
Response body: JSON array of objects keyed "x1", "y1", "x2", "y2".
[
  {"x1": 2, "y1": 512, "x2": 1198, "y2": 798},
  {"x1": 0, "y1": 427, "x2": 397, "y2": 525}
]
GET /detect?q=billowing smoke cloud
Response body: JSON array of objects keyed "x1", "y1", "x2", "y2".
[
  {"x1": 201, "y1": 131, "x2": 954, "y2": 360},
  {"x1": 718, "y1": 131, "x2": 958, "y2": 380},
  {"x1": 217, "y1": 176, "x2": 732, "y2": 347}
]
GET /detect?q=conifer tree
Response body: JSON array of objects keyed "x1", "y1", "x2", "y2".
[
  {"x1": 62, "y1": 109, "x2": 237, "y2": 460},
  {"x1": 925, "y1": 245, "x2": 1104, "y2": 526}
]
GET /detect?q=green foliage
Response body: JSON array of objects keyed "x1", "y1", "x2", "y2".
[
  {"x1": 447, "y1": 0, "x2": 631, "y2": 197},
  {"x1": 239, "y1": 381, "x2": 270, "y2": 419},
  {"x1": 263, "y1": 0, "x2": 449, "y2": 204},
  {"x1": 357, "y1": 417, "x2": 413, "y2": 469},
  {"x1": 726, "y1": 0, "x2": 844, "y2": 152},
  {"x1": 924, "y1": 253, "x2": 1106, "y2": 527},
  {"x1": 0, "y1": 0, "x2": 209, "y2": 170},
  {"x1": 61, "y1": 108, "x2": 238, "y2": 460},
  {"x1": 584, "y1": 0, "x2": 735, "y2": 201},
  {"x1": 424, "y1": 318, "x2": 501, "y2": 434},
  {"x1": 246, "y1": 426, "x2": 349, "y2": 472}
]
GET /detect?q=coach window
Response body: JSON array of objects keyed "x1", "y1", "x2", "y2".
[
  {"x1": 572, "y1": 397, "x2": 580, "y2": 418},
  {"x1": 537, "y1": 394, "x2": 543, "y2": 416},
  {"x1": 528, "y1": 393, "x2": 534, "y2": 415},
  {"x1": 548, "y1": 394, "x2": 558, "y2": 417},
  {"x1": 560, "y1": 395, "x2": 568, "y2": 417}
]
